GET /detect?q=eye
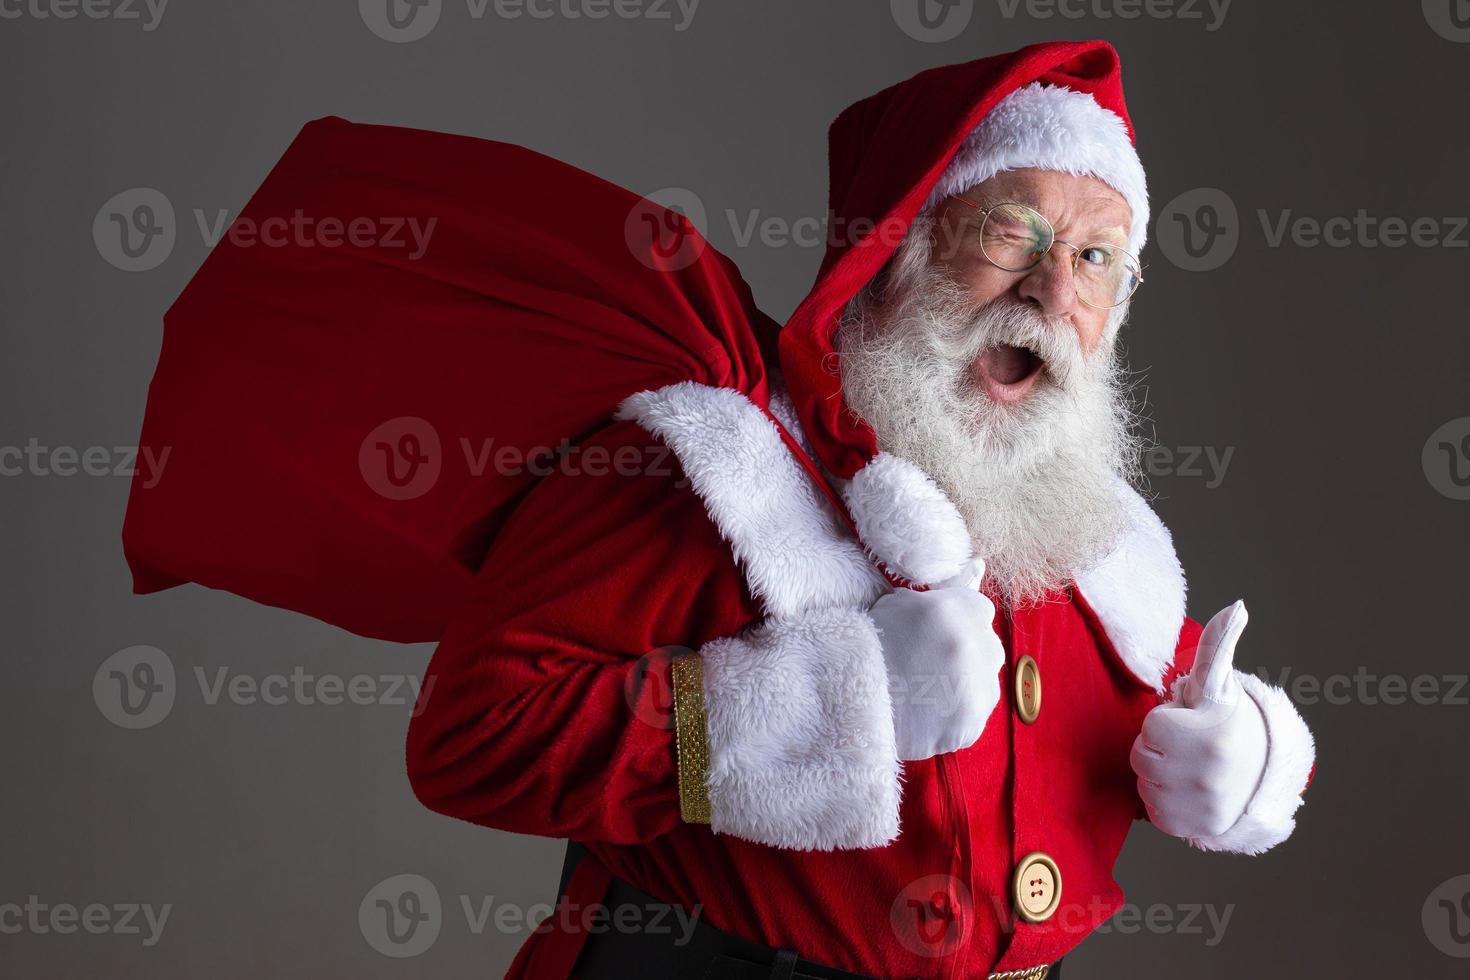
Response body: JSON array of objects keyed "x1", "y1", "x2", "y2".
[{"x1": 1079, "y1": 246, "x2": 1112, "y2": 267}]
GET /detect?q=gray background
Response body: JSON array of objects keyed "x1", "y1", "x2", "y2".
[{"x1": 3, "y1": 1, "x2": 1469, "y2": 977}]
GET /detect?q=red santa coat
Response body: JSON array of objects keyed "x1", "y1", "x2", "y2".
[{"x1": 405, "y1": 375, "x2": 1229, "y2": 976}]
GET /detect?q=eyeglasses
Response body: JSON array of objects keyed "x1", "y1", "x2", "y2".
[{"x1": 951, "y1": 197, "x2": 1144, "y2": 310}]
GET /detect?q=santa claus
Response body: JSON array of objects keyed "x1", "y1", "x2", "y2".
[
  {"x1": 120, "y1": 37, "x2": 1316, "y2": 980},
  {"x1": 400, "y1": 39, "x2": 1316, "y2": 980}
]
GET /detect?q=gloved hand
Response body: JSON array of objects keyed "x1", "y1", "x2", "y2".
[
  {"x1": 867, "y1": 559, "x2": 1005, "y2": 761},
  {"x1": 1130, "y1": 600, "x2": 1270, "y2": 840}
]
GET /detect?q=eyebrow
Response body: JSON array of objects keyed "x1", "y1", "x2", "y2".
[
  {"x1": 974, "y1": 191, "x2": 1130, "y2": 245},
  {"x1": 1085, "y1": 222, "x2": 1131, "y2": 247}
]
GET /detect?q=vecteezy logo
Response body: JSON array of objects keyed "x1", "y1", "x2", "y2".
[
  {"x1": 359, "y1": 0, "x2": 442, "y2": 42},
  {"x1": 1422, "y1": 417, "x2": 1470, "y2": 500},
  {"x1": 1424, "y1": 0, "x2": 1470, "y2": 42},
  {"x1": 890, "y1": 0, "x2": 973, "y2": 42},
  {"x1": 1155, "y1": 187, "x2": 1239, "y2": 272},
  {"x1": 1424, "y1": 875, "x2": 1470, "y2": 957},
  {"x1": 890, "y1": 874, "x2": 972, "y2": 958},
  {"x1": 359, "y1": 417, "x2": 442, "y2": 500},
  {"x1": 625, "y1": 647, "x2": 687, "y2": 731},
  {"x1": 93, "y1": 646, "x2": 176, "y2": 729},
  {"x1": 360, "y1": 874, "x2": 442, "y2": 958},
  {"x1": 93, "y1": 188, "x2": 176, "y2": 272},
  {"x1": 624, "y1": 187, "x2": 708, "y2": 272}
]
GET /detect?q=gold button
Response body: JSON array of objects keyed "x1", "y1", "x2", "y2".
[
  {"x1": 1012, "y1": 852, "x2": 1061, "y2": 923},
  {"x1": 1015, "y1": 654, "x2": 1041, "y2": 724}
]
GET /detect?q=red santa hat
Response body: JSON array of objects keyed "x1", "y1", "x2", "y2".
[
  {"x1": 778, "y1": 40, "x2": 1148, "y2": 587},
  {"x1": 920, "y1": 78, "x2": 1148, "y2": 255}
]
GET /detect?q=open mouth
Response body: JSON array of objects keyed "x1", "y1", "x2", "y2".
[{"x1": 972, "y1": 343, "x2": 1045, "y2": 404}]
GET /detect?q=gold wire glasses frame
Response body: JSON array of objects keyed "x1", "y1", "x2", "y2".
[{"x1": 951, "y1": 196, "x2": 1144, "y2": 310}]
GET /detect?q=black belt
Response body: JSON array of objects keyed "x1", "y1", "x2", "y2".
[{"x1": 558, "y1": 842, "x2": 1063, "y2": 980}]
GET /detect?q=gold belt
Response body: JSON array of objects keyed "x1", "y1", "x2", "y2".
[{"x1": 986, "y1": 967, "x2": 1051, "y2": 980}]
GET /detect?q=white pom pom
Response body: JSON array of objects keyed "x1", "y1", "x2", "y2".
[{"x1": 842, "y1": 452, "x2": 973, "y2": 586}]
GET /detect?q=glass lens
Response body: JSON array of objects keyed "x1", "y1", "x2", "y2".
[
  {"x1": 979, "y1": 203, "x2": 1051, "y2": 272},
  {"x1": 1072, "y1": 243, "x2": 1142, "y2": 309}
]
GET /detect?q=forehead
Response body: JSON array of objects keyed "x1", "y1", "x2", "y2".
[{"x1": 967, "y1": 168, "x2": 1131, "y2": 239}]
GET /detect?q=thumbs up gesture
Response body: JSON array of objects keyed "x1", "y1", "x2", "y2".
[{"x1": 1130, "y1": 601, "x2": 1270, "y2": 841}]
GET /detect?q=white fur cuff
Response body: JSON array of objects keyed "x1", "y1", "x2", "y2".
[
  {"x1": 1188, "y1": 670, "x2": 1316, "y2": 855},
  {"x1": 699, "y1": 607, "x2": 902, "y2": 851}
]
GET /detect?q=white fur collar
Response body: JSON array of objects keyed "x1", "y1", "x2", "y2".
[
  {"x1": 1072, "y1": 476, "x2": 1188, "y2": 693},
  {"x1": 617, "y1": 381, "x2": 1186, "y2": 691}
]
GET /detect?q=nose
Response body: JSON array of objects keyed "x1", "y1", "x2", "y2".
[{"x1": 1015, "y1": 247, "x2": 1079, "y2": 320}]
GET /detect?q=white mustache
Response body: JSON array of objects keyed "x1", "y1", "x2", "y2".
[{"x1": 948, "y1": 299, "x2": 1089, "y2": 392}]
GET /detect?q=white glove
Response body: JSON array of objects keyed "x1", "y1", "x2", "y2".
[
  {"x1": 867, "y1": 559, "x2": 1005, "y2": 761},
  {"x1": 1130, "y1": 600, "x2": 1270, "y2": 840}
]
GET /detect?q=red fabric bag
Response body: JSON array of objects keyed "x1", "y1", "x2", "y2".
[{"x1": 122, "y1": 116, "x2": 778, "y2": 642}]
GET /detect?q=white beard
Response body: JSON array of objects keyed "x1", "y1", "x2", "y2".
[{"x1": 835, "y1": 219, "x2": 1146, "y2": 607}]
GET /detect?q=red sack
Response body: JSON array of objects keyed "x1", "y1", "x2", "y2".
[{"x1": 122, "y1": 116, "x2": 778, "y2": 642}]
